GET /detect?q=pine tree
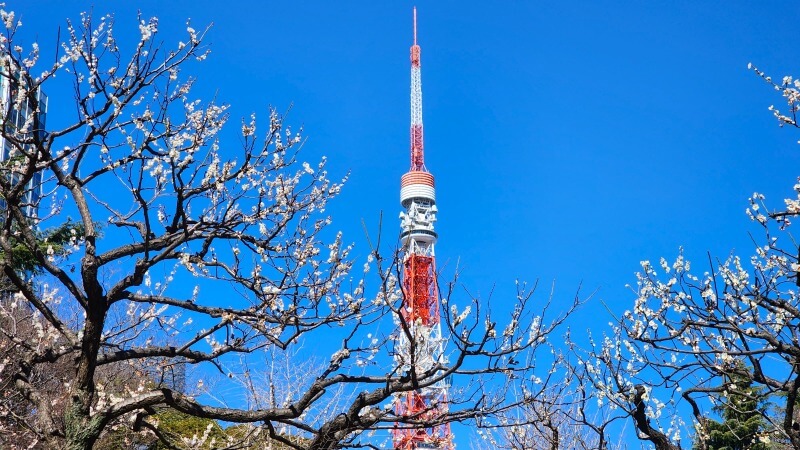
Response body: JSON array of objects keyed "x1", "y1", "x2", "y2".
[{"x1": 695, "y1": 372, "x2": 768, "y2": 450}]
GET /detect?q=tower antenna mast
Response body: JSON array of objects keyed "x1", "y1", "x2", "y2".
[
  {"x1": 413, "y1": 7, "x2": 417, "y2": 45},
  {"x1": 409, "y1": 7, "x2": 425, "y2": 172}
]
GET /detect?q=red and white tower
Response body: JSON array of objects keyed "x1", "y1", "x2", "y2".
[{"x1": 393, "y1": 8, "x2": 454, "y2": 450}]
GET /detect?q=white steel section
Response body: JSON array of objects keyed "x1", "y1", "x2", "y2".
[
  {"x1": 400, "y1": 232, "x2": 436, "y2": 248},
  {"x1": 394, "y1": 322, "x2": 449, "y2": 393},
  {"x1": 400, "y1": 183, "x2": 436, "y2": 205},
  {"x1": 399, "y1": 200, "x2": 437, "y2": 234},
  {"x1": 411, "y1": 66, "x2": 423, "y2": 127}
]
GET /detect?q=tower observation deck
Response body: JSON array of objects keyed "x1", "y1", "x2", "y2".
[{"x1": 393, "y1": 8, "x2": 454, "y2": 450}]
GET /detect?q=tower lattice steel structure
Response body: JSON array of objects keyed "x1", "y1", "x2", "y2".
[{"x1": 393, "y1": 8, "x2": 454, "y2": 450}]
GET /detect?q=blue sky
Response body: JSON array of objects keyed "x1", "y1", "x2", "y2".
[{"x1": 17, "y1": 0, "x2": 800, "y2": 447}]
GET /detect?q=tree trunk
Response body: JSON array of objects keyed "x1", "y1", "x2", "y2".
[
  {"x1": 65, "y1": 284, "x2": 107, "y2": 450},
  {"x1": 631, "y1": 385, "x2": 680, "y2": 450},
  {"x1": 65, "y1": 398, "x2": 104, "y2": 450}
]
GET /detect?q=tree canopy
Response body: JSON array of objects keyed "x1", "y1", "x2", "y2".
[
  {"x1": 0, "y1": 7, "x2": 576, "y2": 450},
  {"x1": 4, "y1": 4, "x2": 800, "y2": 450}
]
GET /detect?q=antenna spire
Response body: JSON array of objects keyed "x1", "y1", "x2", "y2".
[
  {"x1": 413, "y1": 7, "x2": 417, "y2": 45},
  {"x1": 409, "y1": 8, "x2": 424, "y2": 171}
]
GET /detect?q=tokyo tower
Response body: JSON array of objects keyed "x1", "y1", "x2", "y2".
[{"x1": 393, "y1": 8, "x2": 454, "y2": 450}]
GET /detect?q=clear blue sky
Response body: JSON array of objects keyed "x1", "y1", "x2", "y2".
[{"x1": 18, "y1": 1, "x2": 800, "y2": 447}]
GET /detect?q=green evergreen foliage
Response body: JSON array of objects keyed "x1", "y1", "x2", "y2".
[
  {"x1": 93, "y1": 409, "x2": 224, "y2": 449},
  {"x1": 0, "y1": 220, "x2": 84, "y2": 275},
  {"x1": 150, "y1": 410, "x2": 227, "y2": 449},
  {"x1": 694, "y1": 372, "x2": 769, "y2": 450},
  {"x1": 94, "y1": 409, "x2": 309, "y2": 450},
  {"x1": 224, "y1": 423, "x2": 309, "y2": 449}
]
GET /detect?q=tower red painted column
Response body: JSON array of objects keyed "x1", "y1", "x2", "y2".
[{"x1": 393, "y1": 8, "x2": 454, "y2": 450}]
